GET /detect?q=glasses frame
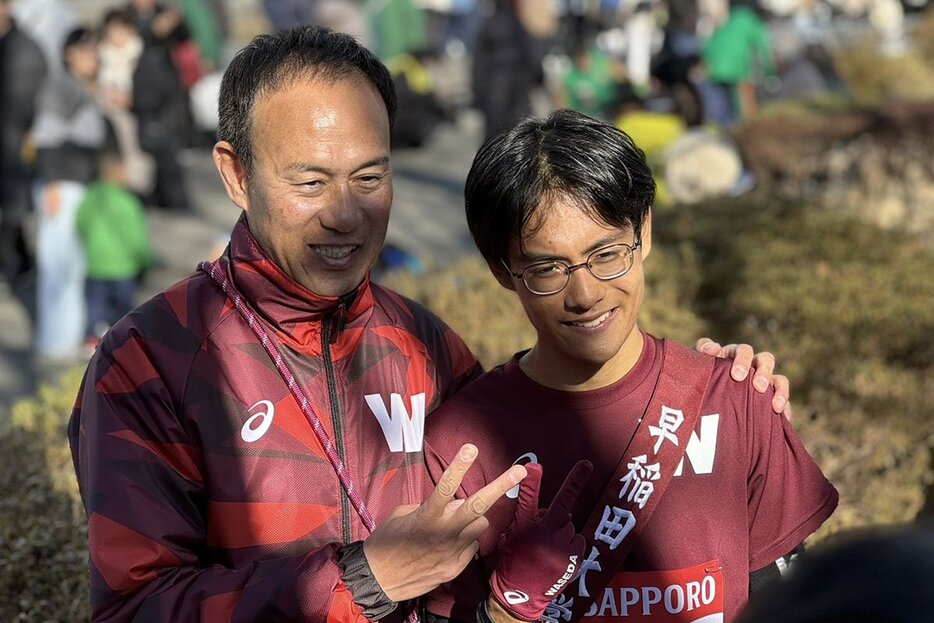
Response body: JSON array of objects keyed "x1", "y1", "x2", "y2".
[{"x1": 501, "y1": 240, "x2": 643, "y2": 296}]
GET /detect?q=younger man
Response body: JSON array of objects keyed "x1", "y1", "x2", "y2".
[{"x1": 423, "y1": 110, "x2": 837, "y2": 622}]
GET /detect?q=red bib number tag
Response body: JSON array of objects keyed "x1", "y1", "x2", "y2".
[{"x1": 583, "y1": 560, "x2": 724, "y2": 623}]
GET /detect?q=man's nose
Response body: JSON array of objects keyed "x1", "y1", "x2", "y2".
[
  {"x1": 319, "y1": 184, "x2": 363, "y2": 233},
  {"x1": 563, "y1": 265, "x2": 604, "y2": 311}
]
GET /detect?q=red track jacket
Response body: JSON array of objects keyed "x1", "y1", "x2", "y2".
[{"x1": 69, "y1": 217, "x2": 481, "y2": 621}]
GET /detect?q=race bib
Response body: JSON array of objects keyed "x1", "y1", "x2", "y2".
[{"x1": 582, "y1": 560, "x2": 724, "y2": 623}]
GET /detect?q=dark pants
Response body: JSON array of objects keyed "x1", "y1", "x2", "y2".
[
  {"x1": 86, "y1": 277, "x2": 138, "y2": 338},
  {"x1": 699, "y1": 81, "x2": 738, "y2": 129},
  {"x1": 0, "y1": 180, "x2": 34, "y2": 283}
]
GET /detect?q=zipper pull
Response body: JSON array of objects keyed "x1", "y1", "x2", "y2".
[
  {"x1": 330, "y1": 302, "x2": 346, "y2": 344},
  {"x1": 329, "y1": 290, "x2": 357, "y2": 345}
]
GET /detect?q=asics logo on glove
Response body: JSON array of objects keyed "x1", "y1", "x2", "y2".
[
  {"x1": 545, "y1": 555, "x2": 579, "y2": 597},
  {"x1": 504, "y1": 590, "x2": 530, "y2": 604}
]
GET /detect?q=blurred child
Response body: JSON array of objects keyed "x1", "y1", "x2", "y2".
[
  {"x1": 76, "y1": 148, "x2": 153, "y2": 350},
  {"x1": 99, "y1": 8, "x2": 142, "y2": 110},
  {"x1": 99, "y1": 8, "x2": 155, "y2": 196}
]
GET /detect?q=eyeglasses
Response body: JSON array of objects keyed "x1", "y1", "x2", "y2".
[{"x1": 501, "y1": 241, "x2": 642, "y2": 296}]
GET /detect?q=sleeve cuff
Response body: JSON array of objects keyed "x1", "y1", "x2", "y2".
[
  {"x1": 338, "y1": 541, "x2": 398, "y2": 620},
  {"x1": 476, "y1": 599, "x2": 496, "y2": 623}
]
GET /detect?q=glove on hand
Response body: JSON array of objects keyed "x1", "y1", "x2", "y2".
[{"x1": 490, "y1": 460, "x2": 592, "y2": 621}]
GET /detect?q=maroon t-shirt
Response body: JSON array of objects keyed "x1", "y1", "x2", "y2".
[{"x1": 423, "y1": 334, "x2": 837, "y2": 622}]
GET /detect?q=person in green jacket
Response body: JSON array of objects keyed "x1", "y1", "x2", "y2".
[
  {"x1": 76, "y1": 148, "x2": 153, "y2": 346},
  {"x1": 560, "y1": 43, "x2": 621, "y2": 120},
  {"x1": 701, "y1": 0, "x2": 775, "y2": 127},
  {"x1": 365, "y1": 0, "x2": 427, "y2": 63}
]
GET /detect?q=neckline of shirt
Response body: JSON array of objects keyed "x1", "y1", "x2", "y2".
[{"x1": 500, "y1": 332, "x2": 660, "y2": 410}]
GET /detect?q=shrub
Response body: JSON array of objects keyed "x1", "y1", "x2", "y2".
[
  {"x1": 658, "y1": 197, "x2": 934, "y2": 384},
  {"x1": 0, "y1": 369, "x2": 86, "y2": 622},
  {"x1": 755, "y1": 21, "x2": 934, "y2": 116},
  {"x1": 832, "y1": 38, "x2": 934, "y2": 107}
]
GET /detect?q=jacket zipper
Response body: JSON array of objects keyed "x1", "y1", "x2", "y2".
[{"x1": 322, "y1": 304, "x2": 351, "y2": 543}]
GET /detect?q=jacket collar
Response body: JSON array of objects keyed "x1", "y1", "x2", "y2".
[{"x1": 215, "y1": 215, "x2": 375, "y2": 343}]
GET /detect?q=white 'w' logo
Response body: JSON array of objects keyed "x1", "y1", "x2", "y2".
[{"x1": 364, "y1": 393, "x2": 426, "y2": 453}]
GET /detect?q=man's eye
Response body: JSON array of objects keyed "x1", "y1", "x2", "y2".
[
  {"x1": 592, "y1": 250, "x2": 621, "y2": 264},
  {"x1": 528, "y1": 263, "x2": 564, "y2": 278},
  {"x1": 357, "y1": 175, "x2": 383, "y2": 187}
]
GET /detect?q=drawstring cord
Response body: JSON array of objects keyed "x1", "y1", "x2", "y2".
[{"x1": 199, "y1": 261, "x2": 376, "y2": 532}]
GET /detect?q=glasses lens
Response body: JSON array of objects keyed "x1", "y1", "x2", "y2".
[
  {"x1": 524, "y1": 262, "x2": 568, "y2": 295},
  {"x1": 589, "y1": 245, "x2": 633, "y2": 279}
]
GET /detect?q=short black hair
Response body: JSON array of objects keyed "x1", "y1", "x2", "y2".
[
  {"x1": 217, "y1": 25, "x2": 397, "y2": 176},
  {"x1": 465, "y1": 109, "x2": 656, "y2": 263},
  {"x1": 63, "y1": 27, "x2": 95, "y2": 67}
]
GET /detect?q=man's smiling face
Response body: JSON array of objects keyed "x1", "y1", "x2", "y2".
[
  {"x1": 239, "y1": 74, "x2": 392, "y2": 298},
  {"x1": 501, "y1": 197, "x2": 651, "y2": 390}
]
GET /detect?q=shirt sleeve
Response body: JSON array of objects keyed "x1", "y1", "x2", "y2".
[
  {"x1": 68, "y1": 329, "x2": 372, "y2": 622},
  {"x1": 745, "y1": 382, "x2": 838, "y2": 571}
]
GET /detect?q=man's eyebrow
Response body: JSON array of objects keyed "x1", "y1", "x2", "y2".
[
  {"x1": 284, "y1": 163, "x2": 331, "y2": 175},
  {"x1": 283, "y1": 156, "x2": 390, "y2": 176},
  {"x1": 519, "y1": 234, "x2": 632, "y2": 263},
  {"x1": 354, "y1": 156, "x2": 391, "y2": 171}
]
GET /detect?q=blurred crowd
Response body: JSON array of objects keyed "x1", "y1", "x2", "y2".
[
  {"x1": 0, "y1": 0, "x2": 226, "y2": 366},
  {"x1": 0, "y1": 0, "x2": 928, "y2": 364}
]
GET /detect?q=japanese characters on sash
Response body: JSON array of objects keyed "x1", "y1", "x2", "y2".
[{"x1": 543, "y1": 347, "x2": 717, "y2": 623}]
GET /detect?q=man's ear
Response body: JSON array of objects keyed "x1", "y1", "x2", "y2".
[
  {"x1": 640, "y1": 209, "x2": 653, "y2": 260},
  {"x1": 487, "y1": 258, "x2": 517, "y2": 292},
  {"x1": 213, "y1": 141, "x2": 250, "y2": 212}
]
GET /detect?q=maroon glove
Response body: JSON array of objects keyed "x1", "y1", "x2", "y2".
[{"x1": 489, "y1": 460, "x2": 592, "y2": 621}]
